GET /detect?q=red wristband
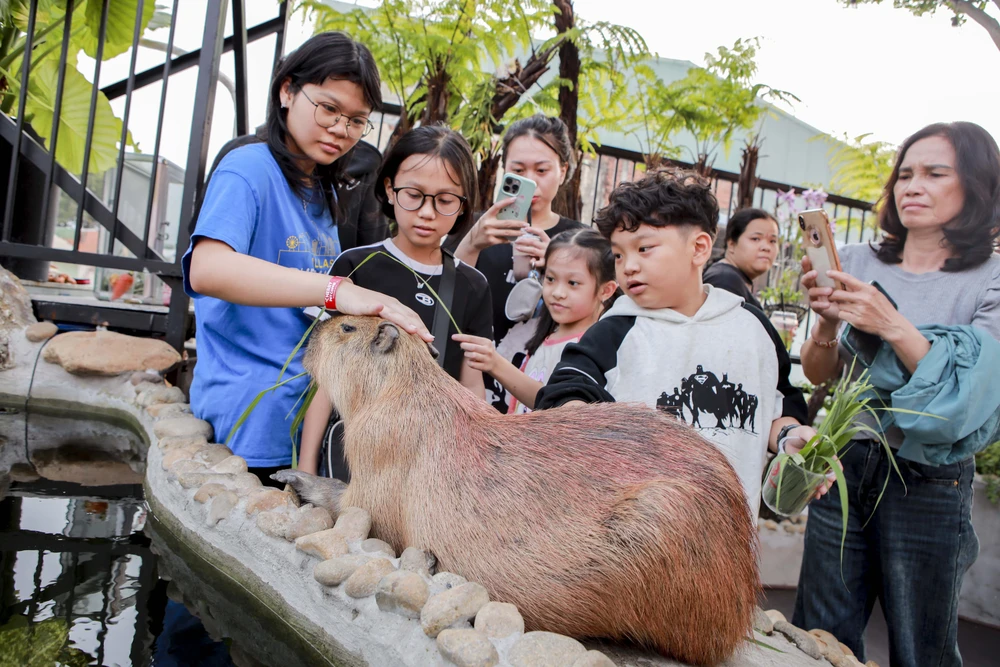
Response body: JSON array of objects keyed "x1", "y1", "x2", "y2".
[{"x1": 324, "y1": 276, "x2": 344, "y2": 311}]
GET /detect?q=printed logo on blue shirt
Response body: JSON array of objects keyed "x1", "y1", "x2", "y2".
[{"x1": 278, "y1": 232, "x2": 341, "y2": 273}]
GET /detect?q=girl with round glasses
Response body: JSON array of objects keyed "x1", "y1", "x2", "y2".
[
  {"x1": 298, "y1": 124, "x2": 494, "y2": 475},
  {"x1": 183, "y1": 33, "x2": 430, "y2": 485}
]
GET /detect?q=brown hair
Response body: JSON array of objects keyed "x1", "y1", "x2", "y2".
[{"x1": 876, "y1": 122, "x2": 1000, "y2": 271}]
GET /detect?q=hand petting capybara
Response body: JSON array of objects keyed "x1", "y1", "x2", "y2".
[{"x1": 276, "y1": 315, "x2": 760, "y2": 666}]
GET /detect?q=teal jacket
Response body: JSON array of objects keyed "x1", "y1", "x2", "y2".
[{"x1": 866, "y1": 324, "x2": 1000, "y2": 465}]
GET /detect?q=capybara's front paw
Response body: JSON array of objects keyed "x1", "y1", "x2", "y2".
[{"x1": 271, "y1": 469, "x2": 346, "y2": 515}]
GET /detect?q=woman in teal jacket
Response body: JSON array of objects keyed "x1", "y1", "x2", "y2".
[{"x1": 796, "y1": 121, "x2": 1000, "y2": 667}]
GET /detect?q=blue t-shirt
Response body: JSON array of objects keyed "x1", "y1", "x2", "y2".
[{"x1": 181, "y1": 143, "x2": 341, "y2": 467}]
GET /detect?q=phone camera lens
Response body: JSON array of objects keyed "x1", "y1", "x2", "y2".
[
  {"x1": 511, "y1": 183, "x2": 519, "y2": 192},
  {"x1": 798, "y1": 215, "x2": 806, "y2": 231}
]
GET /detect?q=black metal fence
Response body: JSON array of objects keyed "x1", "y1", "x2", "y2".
[
  {"x1": 0, "y1": 0, "x2": 289, "y2": 351},
  {"x1": 0, "y1": 0, "x2": 873, "y2": 354}
]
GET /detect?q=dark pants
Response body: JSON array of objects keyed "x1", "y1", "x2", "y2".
[
  {"x1": 247, "y1": 465, "x2": 287, "y2": 489},
  {"x1": 793, "y1": 440, "x2": 978, "y2": 667}
]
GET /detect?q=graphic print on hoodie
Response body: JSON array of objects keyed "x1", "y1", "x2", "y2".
[{"x1": 536, "y1": 285, "x2": 801, "y2": 517}]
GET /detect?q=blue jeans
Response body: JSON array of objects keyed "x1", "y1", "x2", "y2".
[{"x1": 793, "y1": 439, "x2": 978, "y2": 667}]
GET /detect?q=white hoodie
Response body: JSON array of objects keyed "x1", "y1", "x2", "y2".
[{"x1": 536, "y1": 285, "x2": 804, "y2": 517}]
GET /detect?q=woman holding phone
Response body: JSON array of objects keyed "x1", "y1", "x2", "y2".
[
  {"x1": 796, "y1": 122, "x2": 1000, "y2": 666},
  {"x1": 183, "y1": 33, "x2": 430, "y2": 484},
  {"x1": 452, "y1": 115, "x2": 585, "y2": 411}
]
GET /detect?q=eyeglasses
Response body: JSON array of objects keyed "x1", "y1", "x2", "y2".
[
  {"x1": 298, "y1": 88, "x2": 374, "y2": 139},
  {"x1": 391, "y1": 186, "x2": 466, "y2": 216}
]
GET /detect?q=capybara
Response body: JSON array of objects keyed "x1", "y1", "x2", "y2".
[{"x1": 277, "y1": 315, "x2": 759, "y2": 666}]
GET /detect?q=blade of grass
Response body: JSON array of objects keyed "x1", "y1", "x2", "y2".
[
  {"x1": 225, "y1": 371, "x2": 309, "y2": 446},
  {"x1": 821, "y1": 453, "x2": 851, "y2": 585}
]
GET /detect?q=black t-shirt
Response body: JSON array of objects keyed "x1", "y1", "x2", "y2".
[
  {"x1": 332, "y1": 240, "x2": 493, "y2": 380},
  {"x1": 703, "y1": 261, "x2": 762, "y2": 311}
]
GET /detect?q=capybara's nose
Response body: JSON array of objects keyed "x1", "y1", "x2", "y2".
[{"x1": 371, "y1": 321, "x2": 400, "y2": 354}]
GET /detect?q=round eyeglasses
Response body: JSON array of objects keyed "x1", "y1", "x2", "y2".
[
  {"x1": 392, "y1": 187, "x2": 466, "y2": 216},
  {"x1": 299, "y1": 88, "x2": 374, "y2": 139}
]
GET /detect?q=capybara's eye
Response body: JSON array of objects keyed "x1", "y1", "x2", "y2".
[{"x1": 340, "y1": 323, "x2": 356, "y2": 333}]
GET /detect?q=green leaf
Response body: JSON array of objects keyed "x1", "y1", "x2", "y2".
[
  {"x1": 225, "y1": 371, "x2": 309, "y2": 446},
  {"x1": 22, "y1": 57, "x2": 124, "y2": 175},
  {"x1": 78, "y1": 0, "x2": 156, "y2": 60}
]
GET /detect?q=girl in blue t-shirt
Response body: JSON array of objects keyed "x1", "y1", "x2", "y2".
[{"x1": 182, "y1": 33, "x2": 431, "y2": 483}]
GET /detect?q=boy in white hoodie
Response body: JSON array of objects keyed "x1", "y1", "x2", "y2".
[{"x1": 536, "y1": 170, "x2": 822, "y2": 516}]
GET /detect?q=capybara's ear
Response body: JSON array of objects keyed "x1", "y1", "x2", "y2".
[
  {"x1": 426, "y1": 342, "x2": 440, "y2": 360},
  {"x1": 371, "y1": 321, "x2": 400, "y2": 355}
]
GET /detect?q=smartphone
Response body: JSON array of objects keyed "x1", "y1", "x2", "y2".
[
  {"x1": 496, "y1": 173, "x2": 536, "y2": 223},
  {"x1": 799, "y1": 209, "x2": 844, "y2": 291},
  {"x1": 841, "y1": 281, "x2": 898, "y2": 367}
]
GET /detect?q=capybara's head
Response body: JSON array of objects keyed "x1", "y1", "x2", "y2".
[{"x1": 304, "y1": 315, "x2": 440, "y2": 418}]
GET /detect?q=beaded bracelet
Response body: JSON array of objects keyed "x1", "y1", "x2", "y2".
[{"x1": 811, "y1": 335, "x2": 839, "y2": 349}]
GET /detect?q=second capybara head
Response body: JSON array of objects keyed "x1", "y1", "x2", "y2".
[{"x1": 304, "y1": 315, "x2": 443, "y2": 417}]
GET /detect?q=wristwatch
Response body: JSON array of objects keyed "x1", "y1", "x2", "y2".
[{"x1": 776, "y1": 424, "x2": 798, "y2": 455}]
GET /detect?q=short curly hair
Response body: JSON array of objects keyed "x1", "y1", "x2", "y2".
[{"x1": 594, "y1": 169, "x2": 719, "y2": 240}]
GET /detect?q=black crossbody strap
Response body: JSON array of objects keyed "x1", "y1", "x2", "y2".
[{"x1": 431, "y1": 248, "x2": 458, "y2": 369}]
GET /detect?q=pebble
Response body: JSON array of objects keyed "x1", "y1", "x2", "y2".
[
  {"x1": 257, "y1": 511, "x2": 293, "y2": 539},
  {"x1": 762, "y1": 519, "x2": 778, "y2": 531},
  {"x1": 130, "y1": 370, "x2": 162, "y2": 385},
  {"x1": 344, "y1": 558, "x2": 396, "y2": 598},
  {"x1": 375, "y1": 570, "x2": 429, "y2": 619},
  {"x1": 285, "y1": 505, "x2": 334, "y2": 541},
  {"x1": 25, "y1": 322, "x2": 58, "y2": 342},
  {"x1": 774, "y1": 621, "x2": 823, "y2": 660},
  {"x1": 314, "y1": 554, "x2": 370, "y2": 587},
  {"x1": 782, "y1": 521, "x2": 797, "y2": 534},
  {"x1": 175, "y1": 471, "x2": 212, "y2": 489},
  {"x1": 361, "y1": 538, "x2": 396, "y2": 558},
  {"x1": 136, "y1": 385, "x2": 186, "y2": 407},
  {"x1": 133, "y1": 381, "x2": 162, "y2": 395},
  {"x1": 508, "y1": 631, "x2": 587, "y2": 667},
  {"x1": 331, "y1": 506, "x2": 372, "y2": 541},
  {"x1": 208, "y1": 491, "x2": 239, "y2": 525},
  {"x1": 436, "y1": 628, "x2": 499, "y2": 667},
  {"x1": 432, "y1": 571, "x2": 468, "y2": 589},
  {"x1": 211, "y1": 455, "x2": 248, "y2": 475},
  {"x1": 790, "y1": 514, "x2": 807, "y2": 524},
  {"x1": 158, "y1": 435, "x2": 208, "y2": 452},
  {"x1": 161, "y1": 447, "x2": 201, "y2": 470},
  {"x1": 229, "y1": 472, "x2": 263, "y2": 493},
  {"x1": 153, "y1": 416, "x2": 214, "y2": 441},
  {"x1": 810, "y1": 628, "x2": 842, "y2": 656},
  {"x1": 764, "y1": 609, "x2": 786, "y2": 625},
  {"x1": 795, "y1": 523, "x2": 807, "y2": 534},
  {"x1": 146, "y1": 402, "x2": 192, "y2": 419},
  {"x1": 295, "y1": 529, "x2": 349, "y2": 560},
  {"x1": 194, "y1": 483, "x2": 230, "y2": 504},
  {"x1": 399, "y1": 546, "x2": 435, "y2": 577},
  {"x1": 167, "y1": 459, "x2": 208, "y2": 475},
  {"x1": 193, "y1": 445, "x2": 234, "y2": 467},
  {"x1": 752, "y1": 607, "x2": 774, "y2": 635},
  {"x1": 474, "y1": 601, "x2": 524, "y2": 639},
  {"x1": 245, "y1": 489, "x2": 296, "y2": 516},
  {"x1": 839, "y1": 641, "x2": 856, "y2": 658},
  {"x1": 571, "y1": 652, "x2": 616, "y2": 667},
  {"x1": 421, "y1": 582, "x2": 490, "y2": 638}
]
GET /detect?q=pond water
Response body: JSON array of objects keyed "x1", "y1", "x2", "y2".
[{"x1": 0, "y1": 475, "x2": 234, "y2": 666}]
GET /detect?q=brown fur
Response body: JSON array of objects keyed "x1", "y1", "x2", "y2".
[{"x1": 291, "y1": 315, "x2": 760, "y2": 666}]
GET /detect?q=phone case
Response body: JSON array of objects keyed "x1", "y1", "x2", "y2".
[
  {"x1": 799, "y1": 209, "x2": 844, "y2": 291},
  {"x1": 496, "y1": 173, "x2": 537, "y2": 222}
]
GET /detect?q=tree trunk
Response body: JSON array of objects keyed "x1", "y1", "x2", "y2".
[
  {"x1": 736, "y1": 134, "x2": 761, "y2": 211},
  {"x1": 552, "y1": 0, "x2": 582, "y2": 220},
  {"x1": 692, "y1": 153, "x2": 714, "y2": 179},
  {"x1": 477, "y1": 151, "x2": 502, "y2": 212},
  {"x1": 419, "y1": 59, "x2": 452, "y2": 126}
]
